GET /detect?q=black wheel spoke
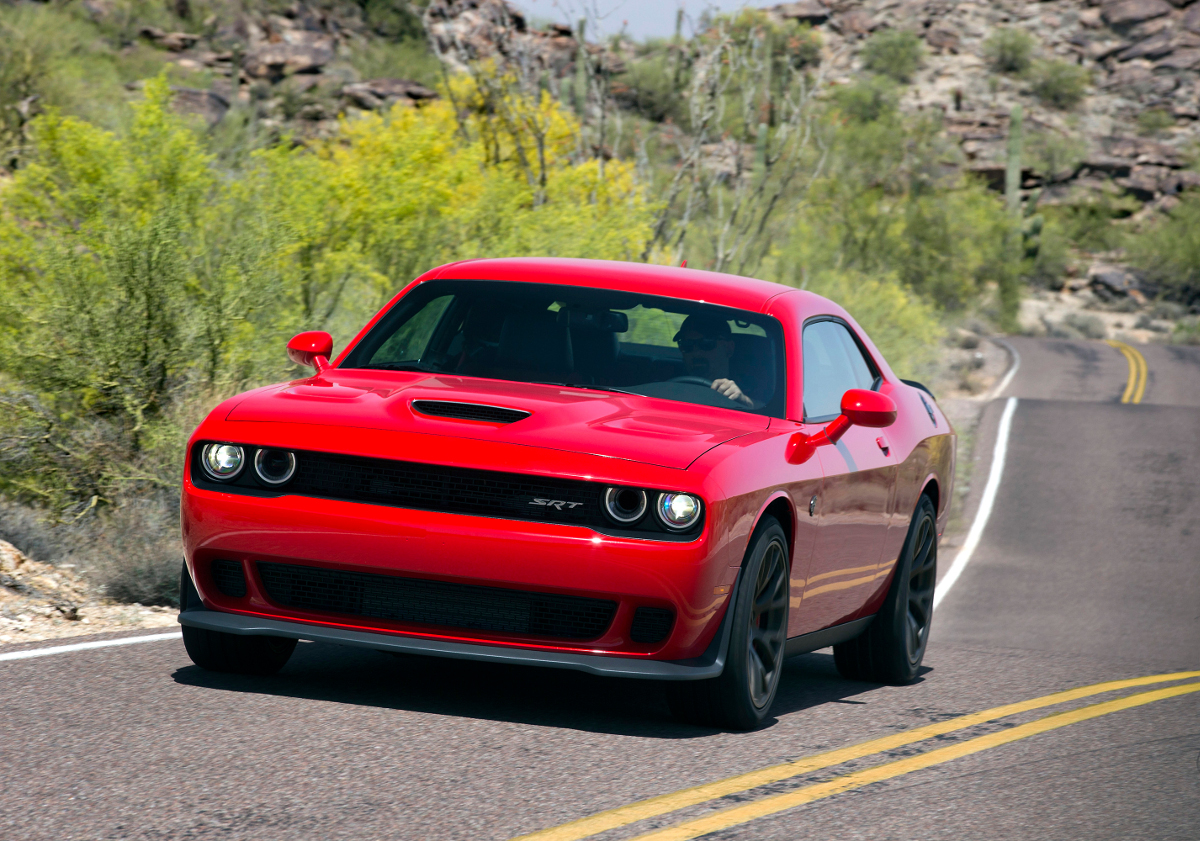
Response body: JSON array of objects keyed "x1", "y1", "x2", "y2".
[{"x1": 746, "y1": 537, "x2": 789, "y2": 708}]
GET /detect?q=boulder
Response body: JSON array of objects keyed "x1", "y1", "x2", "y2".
[
  {"x1": 926, "y1": 25, "x2": 960, "y2": 54},
  {"x1": 1117, "y1": 164, "x2": 1173, "y2": 199},
  {"x1": 1082, "y1": 155, "x2": 1135, "y2": 177},
  {"x1": 1162, "y1": 170, "x2": 1200, "y2": 194},
  {"x1": 1102, "y1": 0, "x2": 1173, "y2": 27},
  {"x1": 1156, "y1": 48, "x2": 1200, "y2": 69},
  {"x1": 159, "y1": 32, "x2": 201, "y2": 52},
  {"x1": 243, "y1": 39, "x2": 334, "y2": 79},
  {"x1": 1106, "y1": 136, "x2": 1186, "y2": 167},
  {"x1": 1088, "y1": 264, "x2": 1141, "y2": 296},
  {"x1": 342, "y1": 79, "x2": 439, "y2": 110},
  {"x1": 170, "y1": 87, "x2": 230, "y2": 126},
  {"x1": 775, "y1": 1, "x2": 832, "y2": 24},
  {"x1": 1116, "y1": 31, "x2": 1176, "y2": 60},
  {"x1": 1086, "y1": 39, "x2": 1129, "y2": 61},
  {"x1": 1185, "y1": 4, "x2": 1200, "y2": 32},
  {"x1": 831, "y1": 8, "x2": 874, "y2": 35}
]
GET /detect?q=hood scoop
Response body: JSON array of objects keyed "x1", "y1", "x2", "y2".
[{"x1": 411, "y1": 400, "x2": 531, "y2": 424}]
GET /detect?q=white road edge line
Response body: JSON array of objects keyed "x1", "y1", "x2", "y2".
[
  {"x1": 986, "y1": 337, "x2": 1021, "y2": 401},
  {"x1": 0, "y1": 630, "x2": 182, "y2": 663},
  {"x1": 935, "y1": 396, "x2": 1018, "y2": 611}
]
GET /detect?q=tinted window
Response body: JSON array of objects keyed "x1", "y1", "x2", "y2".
[
  {"x1": 340, "y1": 280, "x2": 787, "y2": 417},
  {"x1": 803, "y1": 320, "x2": 876, "y2": 420}
]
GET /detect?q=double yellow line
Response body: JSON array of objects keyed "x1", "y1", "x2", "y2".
[
  {"x1": 511, "y1": 671, "x2": 1200, "y2": 841},
  {"x1": 1106, "y1": 340, "x2": 1147, "y2": 404}
]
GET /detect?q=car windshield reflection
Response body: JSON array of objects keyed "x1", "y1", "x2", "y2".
[{"x1": 340, "y1": 280, "x2": 787, "y2": 417}]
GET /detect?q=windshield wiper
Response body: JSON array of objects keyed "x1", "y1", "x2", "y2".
[
  {"x1": 531, "y1": 382, "x2": 643, "y2": 396},
  {"x1": 358, "y1": 362, "x2": 442, "y2": 373}
]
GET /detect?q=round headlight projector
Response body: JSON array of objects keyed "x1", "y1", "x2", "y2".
[
  {"x1": 254, "y1": 448, "x2": 297, "y2": 486},
  {"x1": 657, "y1": 492, "x2": 701, "y2": 531},
  {"x1": 604, "y1": 487, "x2": 647, "y2": 524},
  {"x1": 201, "y1": 443, "x2": 245, "y2": 481}
]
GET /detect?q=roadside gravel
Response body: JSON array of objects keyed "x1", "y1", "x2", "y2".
[{"x1": 0, "y1": 540, "x2": 176, "y2": 645}]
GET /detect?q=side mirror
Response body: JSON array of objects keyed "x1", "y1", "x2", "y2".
[
  {"x1": 786, "y1": 388, "x2": 897, "y2": 464},
  {"x1": 840, "y1": 388, "x2": 897, "y2": 429},
  {"x1": 287, "y1": 331, "x2": 333, "y2": 373}
]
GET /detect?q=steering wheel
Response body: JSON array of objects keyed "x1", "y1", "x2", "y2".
[{"x1": 669, "y1": 375, "x2": 714, "y2": 387}]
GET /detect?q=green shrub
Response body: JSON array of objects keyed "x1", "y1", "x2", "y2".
[
  {"x1": 983, "y1": 28, "x2": 1035, "y2": 74},
  {"x1": 1026, "y1": 130, "x2": 1086, "y2": 180},
  {"x1": 1127, "y1": 193, "x2": 1200, "y2": 306},
  {"x1": 790, "y1": 270, "x2": 943, "y2": 379},
  {"x1": 1136, "y1": 108, "x2": 1174, "y2": 136},
  {"x1": 1044, "y1": 193, "x2": 1137, "y2": 252},
  {"x1": 1171, "y1": 317, "x2": 1200, "y2": 345},
  {"x1": 1029, "y1": 59, "x2": 1089, "y2": 110},
  {"x1": 831, "y1": 75, "x2": 899, "y2": 124},
  {"x1": 861, "y1": 29, "x2": 924, "y2": 83},
  {"x1": 357, "y1": 0, "x2": 425, "y2": 40},
  {"x1": 349, "y1": 37, "x2": 443, "y2": 87}
]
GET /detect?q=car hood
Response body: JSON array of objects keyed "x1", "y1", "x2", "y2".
[{"x1": 225, "y1": 373, "x2": 768, "y2": 470}]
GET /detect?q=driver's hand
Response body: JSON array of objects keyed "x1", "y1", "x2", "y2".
[{"x1": 712, "y1": 378, "x2": 753, "y2": 407}]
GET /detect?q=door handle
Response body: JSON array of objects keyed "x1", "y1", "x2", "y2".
[{"x1": 876, "y1": 436, "x2": 890, "y2": 456}]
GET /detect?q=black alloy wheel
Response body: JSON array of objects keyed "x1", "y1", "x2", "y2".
[
  {"x1": 667, "y1": 517, "x2": 790, "y2": 730},
  {"x1": 904, "y1": 508, "x2": 937, "y2": 666},
  {"x1": 747, "y1": 538, "x2": 789, "y2": 709},
  {"x1": 178, "y1": 564, "x2": 297, "y2": 676},
  {"x1": 833, "y1": 494, "x2": 938, "y2": 684}
]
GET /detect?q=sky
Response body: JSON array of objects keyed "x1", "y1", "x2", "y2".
[{"x1": 510, "y1": 1, "x2": 782, "y2": 42}]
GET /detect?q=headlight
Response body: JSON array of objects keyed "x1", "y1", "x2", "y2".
[
  {"x1": 254, "y1": 448, "x2": 297, "y2": 486},
  {"x1": 656, "y1": 492, "x2": 701, "y2": 530},
  {"x1": 604, "y1": 487, "x2": 647, "y2": 524},
  {"x1": 201, "y1": 444, "x2": 245, "y2": 481}
]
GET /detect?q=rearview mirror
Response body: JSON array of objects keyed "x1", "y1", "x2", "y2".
[{"x1": 287, "y1": 331, "x2": 333, "y2": 372}]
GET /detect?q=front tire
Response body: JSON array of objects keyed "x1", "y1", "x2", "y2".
[
  {"x1": 667, "y1": 517, "x2": 790, "y2": 730},
  {"x1": 834, "y1": 494, "x2": 937, "y2": 684},
  {"x1": 178, "y1": 564, "x2": 296, "y2": 676}
]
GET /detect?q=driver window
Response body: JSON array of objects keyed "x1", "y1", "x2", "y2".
[{"x1": 803, "y1": 320, "x2": 875, "y2": 421}]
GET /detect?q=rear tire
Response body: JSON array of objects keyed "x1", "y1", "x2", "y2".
[
  {"x1": 667, "y1": 517, "x2": 790, "y2": 730},
  {"x1": 834, "y1": 494, "x2": 937, "y2": 684},
  {"x1": 179, "y1": 564, "x2": 296, "y2": 676}
]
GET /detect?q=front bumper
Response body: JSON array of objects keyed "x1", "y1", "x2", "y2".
[
  {"x1": 182, "y1": 481, "x2": 743, "y2": 661},
  {"x1": 178, "y1": 600, "x2": 735, "y2": 680}
]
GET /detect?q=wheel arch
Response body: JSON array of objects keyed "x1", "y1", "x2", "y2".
[
  {"x1": 920, "y1": 475, "x2": 940, "y2": 514},
  {"x1": 748, "y1": 492, "x2": 796, "y2": 571}
]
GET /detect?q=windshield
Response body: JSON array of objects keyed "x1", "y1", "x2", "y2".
[{"x1": 340, "y1": 280, "x2": 787, "y2": 416}]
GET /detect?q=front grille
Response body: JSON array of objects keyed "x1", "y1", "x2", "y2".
[
  {"x1": 287, "y1": 452, "x2": 598, "y2": 526},
  {"x1": 630, "y1": 606, "x2": 675, "y2": 643},
  {"x1": 191, "y1": 443, "x2": 704, "y2": 539},
  {"x1": 257, "y1": 562, "x2": 617, "y2": 640},
  {"x1": 412, "y1": 400, "x2": 531, "y2": 424},
  {"x1": 211, "y1": 559, "x2": 247, "y2": 598}
]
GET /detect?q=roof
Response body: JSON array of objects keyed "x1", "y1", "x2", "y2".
[{"x1": 429, "y1": 258, "x2": 794, "y2": 313}]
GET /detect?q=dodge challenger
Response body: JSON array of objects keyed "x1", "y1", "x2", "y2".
[{"x1": 178, "y1": 257, "x2": 954, "y2": 729}]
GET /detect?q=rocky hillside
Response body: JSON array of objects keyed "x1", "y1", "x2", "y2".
[{"x1": 423, "y1": 0, "x2": 1200, "y2": 312}]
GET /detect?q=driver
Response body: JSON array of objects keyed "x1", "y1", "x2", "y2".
[{"x1": 674, "y1": 314, "x2": 754, "y2": 408}]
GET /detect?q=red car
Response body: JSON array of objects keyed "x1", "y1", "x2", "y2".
[{"x1": 179, "y1": 258, "x2": 954, "y2": 729}]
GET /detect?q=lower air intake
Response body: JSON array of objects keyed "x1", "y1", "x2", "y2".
[
  {"x1": 256, "y1": 562, "x2": 617, "y2": 641},
  {"x1": 630, "y1": 606, "x2": 675, "y2": 644},
  {"x1": 211, "y1": 559, "x2": 247, "y2": 598}
]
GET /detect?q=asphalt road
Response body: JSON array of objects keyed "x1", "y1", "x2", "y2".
[{"x1": 3, "y1": 337, "x2": 1198, "y2": 841}]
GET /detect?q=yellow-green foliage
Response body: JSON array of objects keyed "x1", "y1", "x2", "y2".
[
  {"x1": 782, "y1": 111, "x2": 1014, "y2": 313},
  {"x1": 794, "y1": 270, "x2": 943, "y2": 379},
  {"x1": 0, "y1": 73, "x2": 658, "y2": 513}
]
